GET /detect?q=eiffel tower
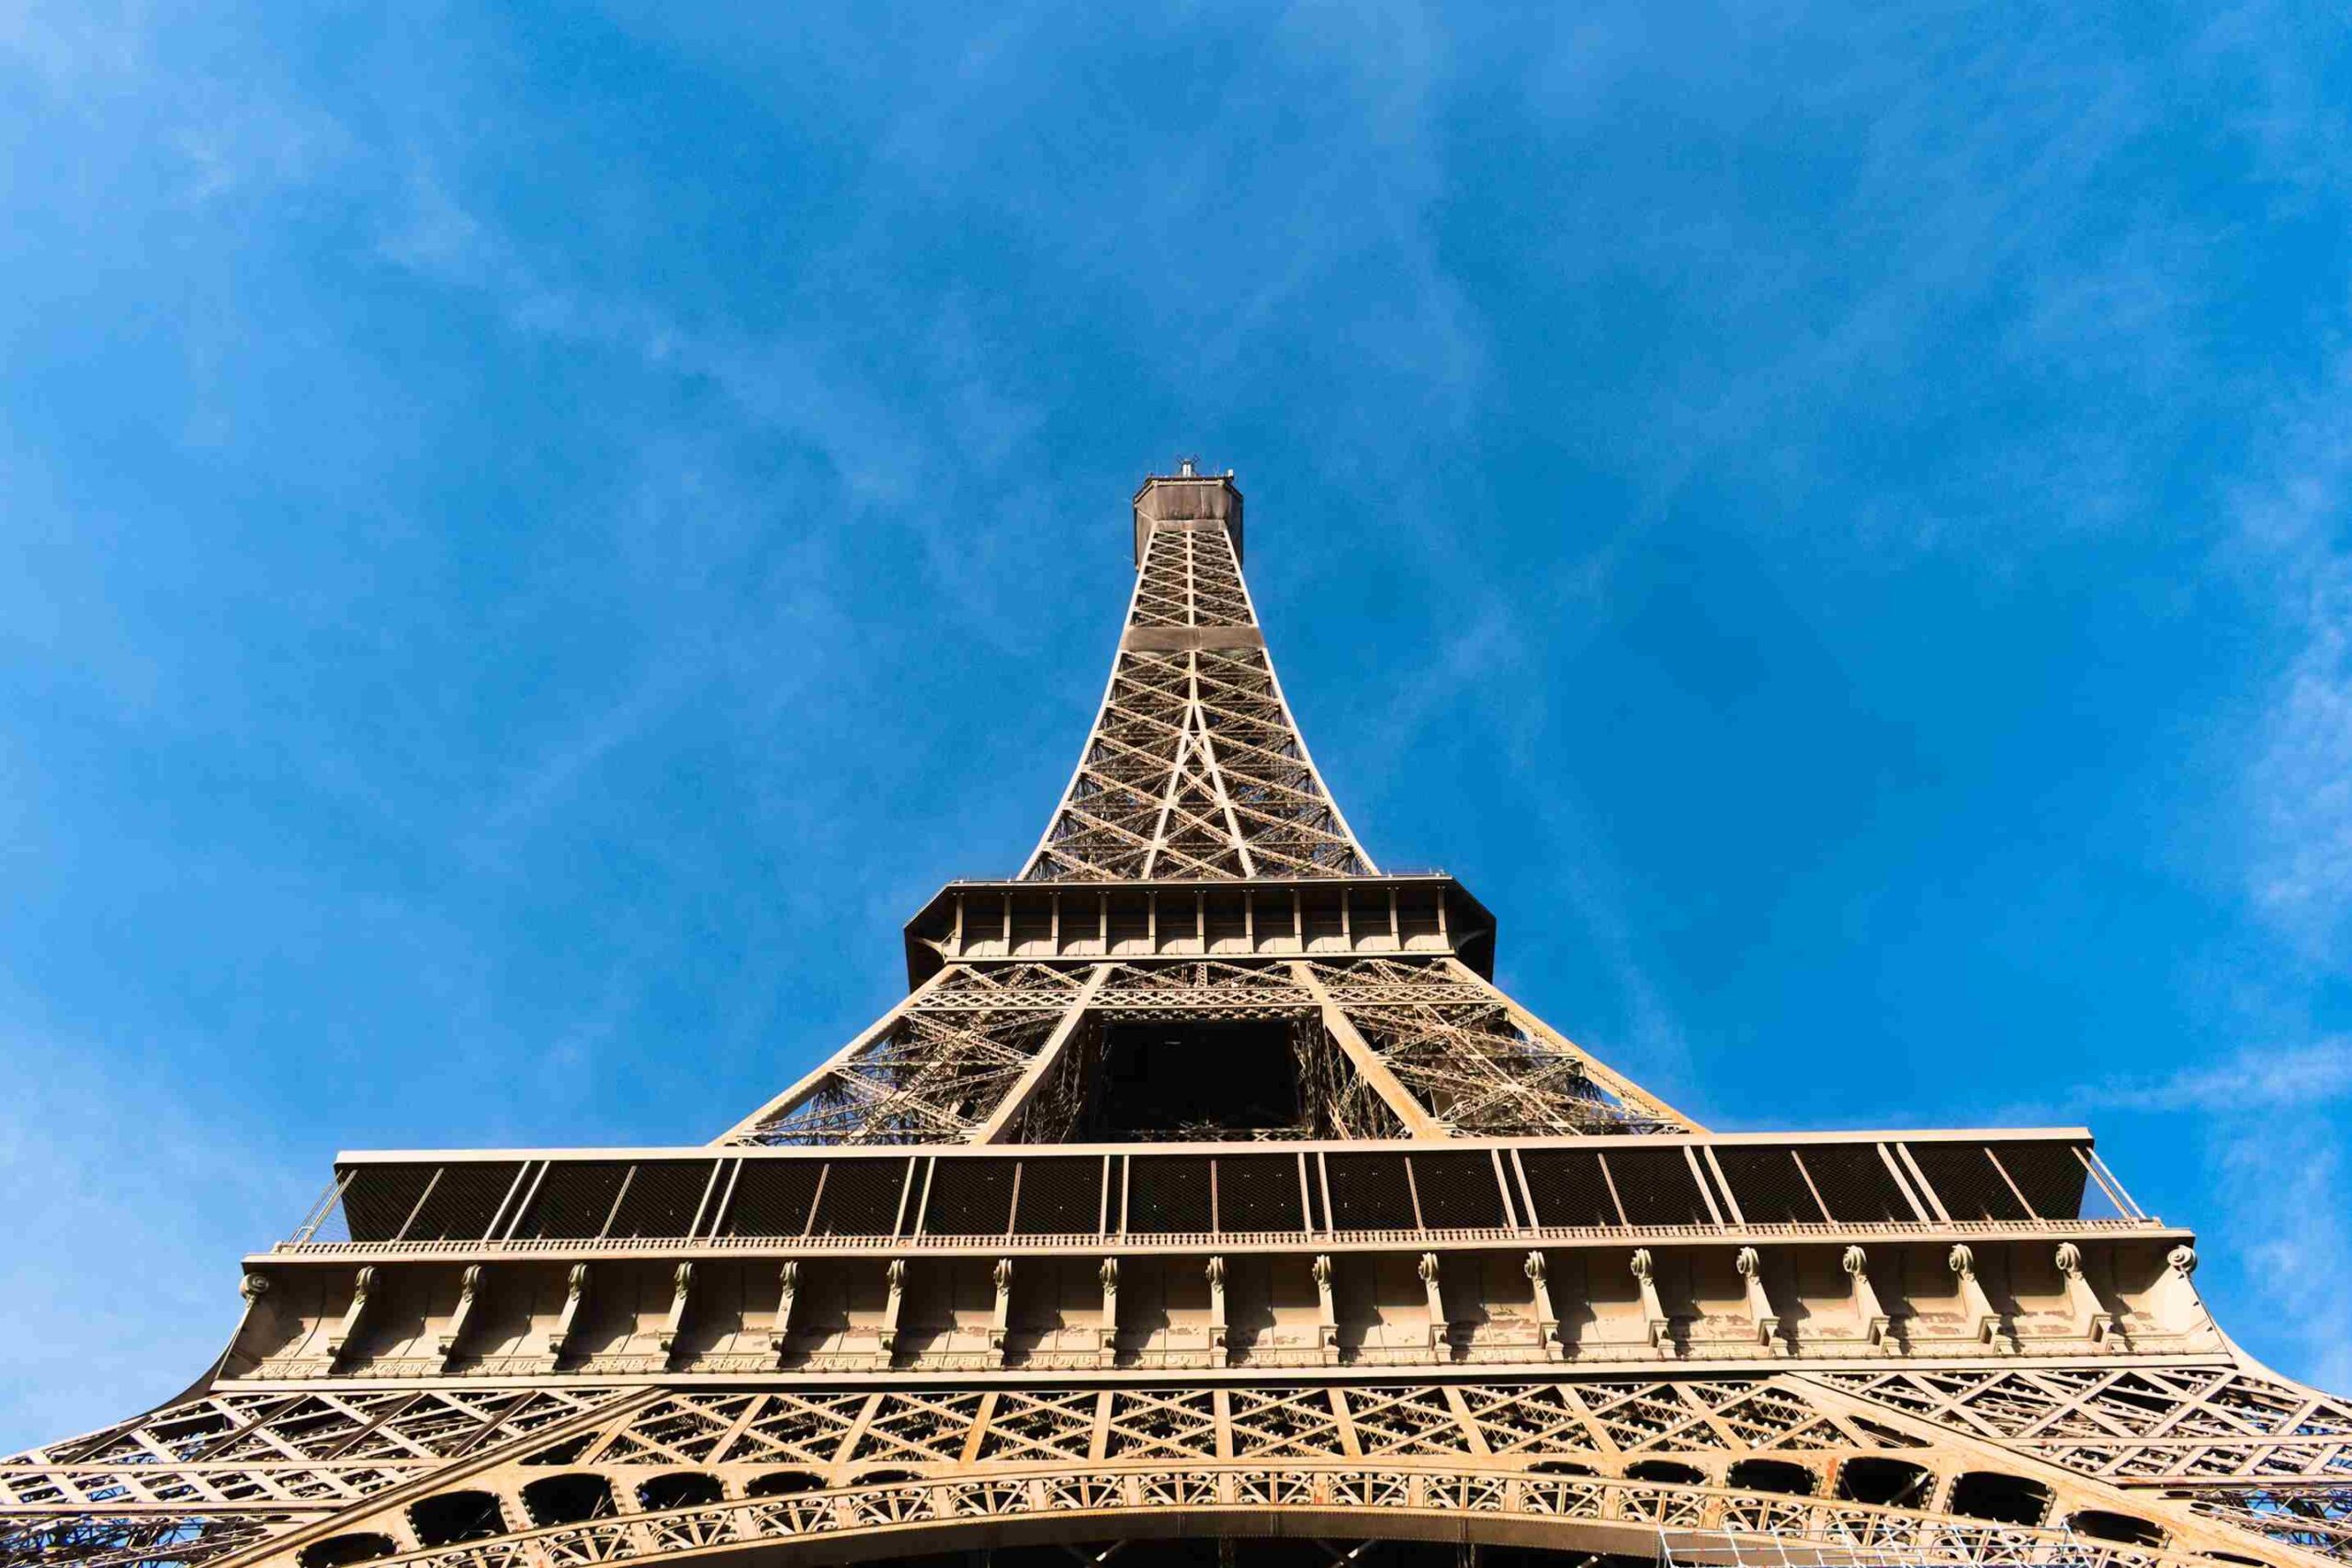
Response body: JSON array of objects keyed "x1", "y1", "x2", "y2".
[{"x1": 10, "y1": 466, "x2": 2351, "y2": 1568}]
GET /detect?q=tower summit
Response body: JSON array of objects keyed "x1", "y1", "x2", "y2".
[{"x1": 7, "y1": 469, "x2": 2350, "y2": 1568}]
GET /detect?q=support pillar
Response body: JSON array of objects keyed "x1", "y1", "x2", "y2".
[
  {"x1": 1206, "y1": 1257, "x2": 1229, "y2": 1362},
  {"x1": 1313, "y1": 1254, "x2": 1340, "y2": 1365},
  {"x1": 1524, "y1": 1251, "x2": 1562, "y2": 1361},
  {"x1": 1950, "y1": 1245, "x2": 2007, "y2": 1348},
  {"x1": 989, "y1": 1258, "x2": 1014, "y2": 1360},
  {"x1": 1098, "y1": 1258, "x2": 1120, "y2": 1367},
  {"x1": 547, "y1": 1264, "x2": 590, "y2": 1364},
  {"x1": 1844, "y1": 1246, "x2": 1892, "y2": 1348},
  {"x1": 2055, "y1": 1243, "x2": 2117, "y2": 1346},
  {"x1": 437, "y1": 1265, "x2": 481, "y2": 1367},
  {"x1": 1632, "y1": 1248, "x2": 1673, "y2": 1353},
  {"x1": 657, "y1": 1262, "x2": 694, "y2": 1356},
  {"x1": 770, "y1": 1261, "x2": 798, "y2": 1363},
  {"x1": 1736, "y1": 1246, "x2": 1784, "y2": 1354},
  {"x1": 877, "y1": 1259, "x2": 906, "y2": 1367},
  {"x1": 1419, "y1": 1252, "x2": 1449, "y2": 1355},
  {"x1": 324, "y1": 1266, "x2": 377, "y2": 1362}
]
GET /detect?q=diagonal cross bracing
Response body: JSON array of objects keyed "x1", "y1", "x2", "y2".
[
  {"x1": 1023, "y1": 521, "x2": 1374, "y2": 882},
  {"x1": 723, "y1": 955, "x2": 1695, "y2": 1145},
  {"x1": 29, "y1": 1367, "x2": 2349, "y2": 1568}
]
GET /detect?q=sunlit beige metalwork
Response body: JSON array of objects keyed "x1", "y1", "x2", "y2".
[{"x1": 6, "y1": 466, "x2": 2346, "y2": 1568}]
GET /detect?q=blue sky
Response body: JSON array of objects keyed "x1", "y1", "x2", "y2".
[{"x1": 6, "y1": 1, "x2": 2352, "y2": 1446}]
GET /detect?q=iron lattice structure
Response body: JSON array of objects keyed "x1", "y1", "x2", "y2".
[
  {"x1": 1021, "y1": 505, "x2": 1371, "y2": 883},
  {"x1": 8, "y1": 467, "x2": 2349, "y2": 1568}
]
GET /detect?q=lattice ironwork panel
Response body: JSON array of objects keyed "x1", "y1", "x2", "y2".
[
  {"x1": 1708, "y1": 1385, "x2": 1886, "y2": 1451},
  {"x1": 1818, "y1": 1366, "x2": 2352, "y2": 1484},
  {"x1": 1100, "y1": 1388, "x2": 1221, "y2": 1461},
  {"x1": 1224, "y1": 1386, "x2": 1349, "y2": 1459},
  {"x1": 1566, "y1": 1381, "x2": 1779, "y2": 1452},
  {"x1": 1094, "y1": 960, "x2": 1315, "y2": 1018},
  {"x1": 16, "y1": 1373, "x2": 2336, "y2": 1568},
  {"x1": 2186, "y1": 1484, "x2": 2352, "y2": 1563},
  {"x1": 0, "y1": 1388, "x2": 630, "y2": 1511},
  {"x1": 1343, "y1": 1386, "x2": 1475, "y2": 1456},
  {"x1": 970, "y1": 1391, "x2": 1097, "y2": 1464},
  {"x1": 846, "y1": 1391, "x2": 990, "y2": 1467},
  {"x1": 1023, "y1": 522, "x2": 1372, "y2": 883},
  {"x1": 0, "y1": 1510, "x2": 298, "y2": 1568},
  {"x1": 1310, "y1": 959, "x2": 1678, "y2": 1136},
  {"x1": 1451, "y1": 1383, "x2": 1606, "y2": 1456},
  {"x1": 0, "y1": 1387, "x2": 637, "y2": 1568},
  {"x1": 528, "y1": 1394, "x2": 741, "y2": 1470},
  {"x1": 738, "y1": 1006, "x2": 1065, "y2": 1146},
  {"x1": 919, "y1": 964, "x2": 1090, "y2": 1012},
  {"x1": 709, "y1": 1393, "x2": 871, "y2": 1469}
]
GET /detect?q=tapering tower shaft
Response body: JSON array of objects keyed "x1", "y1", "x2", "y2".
[{"x1": 1023, "y1": 468, "x2": 1374, "y2": 882}]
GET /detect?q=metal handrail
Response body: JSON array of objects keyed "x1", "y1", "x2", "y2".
[{"x1": 269, "y1": 1214, "x2": 2159, "y2": 1259}]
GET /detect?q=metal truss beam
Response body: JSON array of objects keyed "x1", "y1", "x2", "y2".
[{"x1": 1022, "y1": 506, "x2": 1373, "y2": 883}]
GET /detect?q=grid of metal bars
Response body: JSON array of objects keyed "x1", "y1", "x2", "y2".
[{"x1": 295, "y1": 1134, "x2": 2133, "y2": 1252}]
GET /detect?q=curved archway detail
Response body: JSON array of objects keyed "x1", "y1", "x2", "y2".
[{"x1": 292, "y1": 1465, "x2": 2239, "y2": 1568}]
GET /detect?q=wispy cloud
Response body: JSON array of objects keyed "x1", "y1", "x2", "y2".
[
  {"x1": 2231, "y1": 348, "x2": 2352, "y2": 961},
  {"x1": 2212, "y1": 1111, "x2": 2352, "y2": 1389},
  {"x1": 376, "y1": 169, "x2": 933, "y2": 510},
  {"x1": 2189, "y1": 325, "x2": 2352, "y2": 1390},
  {"x1": 2075, "y1": 1036, "x2": 2352, "y2": 1113}
]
